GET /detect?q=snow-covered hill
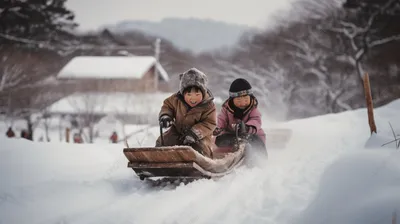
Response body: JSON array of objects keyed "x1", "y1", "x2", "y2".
[{"x1": 1, "y1": 100, "x2": 400, "y2": 224}]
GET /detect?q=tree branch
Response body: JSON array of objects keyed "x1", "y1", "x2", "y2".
[
  {"x1": 368, "y1": 34, "x2": 400, "y2": 48},
  {"x1": 363, "y1": 0, "x2": 397, "y2": 34}
]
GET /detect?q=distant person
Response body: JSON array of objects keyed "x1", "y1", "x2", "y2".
[
  {"x1": 109, "y1": 131, "x2": 118, "y2": 143},
  {"x1": 27, "y1": 130, "x2": 33, "y2": 141},
  {"x1": 155, "y1": 68, "x2": 216, "y2": 158},
  {"x1": 6, "y1": 127, "x2": 15, "y2": 138},
  {"x1": 73, "y1": 133, "x2": 83, "y2": 144},
  {"x1": 20, "y1": 129, "x2": 29, "y2": 139}
]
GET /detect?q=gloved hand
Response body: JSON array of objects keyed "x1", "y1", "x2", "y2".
[
  {"x1": 183, "y1": 135, "x2": 197, "y2": 145},
  {"x1": 182, "y1": 129, "x2": 199, "y2": 145},
  {"x1": 159, "y1": 115, "x2": 172, "y2": 128},
  {"x1": 238, "y1": 123, "x2": 255, "y2": 135},
  {"x1": 213, "y1": 127, "x2": 223, "y2": 136},
  {"x1": 247, "y1": 125, "x2": 256, "y2": 134}
]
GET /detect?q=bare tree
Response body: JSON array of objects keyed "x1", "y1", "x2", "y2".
[
  {"x1": 0, "y1": 64, "x2": 24, "y2": 93},
  {"x1": 68, "y1": 93, "x2": 105, "y2": 143},
  {"x1": 221, "y1": 0, "x2": 400, "y2": 118},
  {"x1": 326, "y1": 0, "x2": 400, "y2": 83},
  {"x1": 282, "y1": 19, "x2": 357, "y2": 113},
  {"x1": 40, "y1": 109, "x2": 52, "y2": 142},
  {"x1": 0, "y1": 48, "x2": 52, "y2": 94}
]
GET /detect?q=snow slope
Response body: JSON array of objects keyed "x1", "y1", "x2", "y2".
[{"x1": 1, "y1": 99, "x2": 400, "y2": 224}]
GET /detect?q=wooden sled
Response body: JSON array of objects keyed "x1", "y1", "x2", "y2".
[{"x1": 123, "y1": 140, "x2": 246, "y2": 180}]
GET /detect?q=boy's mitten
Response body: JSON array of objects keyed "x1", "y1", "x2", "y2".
[
  {"x1": 183, "y1": 129, "x2": 199, "y2": 145},
  {"x1": 183, "y1": 135, "x2": 196, "y2": 145},
  {"x1": 159, "y1": 115, "x2": 172, "y2": 128}
]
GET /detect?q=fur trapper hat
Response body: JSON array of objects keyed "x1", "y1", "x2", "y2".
[{"x1": 179, "y1": 68, "x2": 208, "y2": 95}]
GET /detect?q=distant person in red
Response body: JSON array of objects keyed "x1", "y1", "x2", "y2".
[
  {"x1": 73, "y1": 133, "x2": 83, "y2": 143},
  {"x1": 20, "y1": 129, "x2": 29, "y2": 139},
  {"x1": 109, "y1": 131, "x2": 118, "y2": 143},
  {"x1": 6, "y1": 127, "x2": 15, "y2": 138}
]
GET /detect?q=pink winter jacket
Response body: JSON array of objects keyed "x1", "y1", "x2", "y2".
[{"x1": 216, "y1": 98, "x2": 266, "y2": 145}]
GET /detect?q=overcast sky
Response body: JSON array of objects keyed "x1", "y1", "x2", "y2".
[{"x1": 66, "y1": 0, "x2": 292, "y2": 31}]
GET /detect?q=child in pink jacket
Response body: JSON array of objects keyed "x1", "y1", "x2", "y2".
[{"x1": 213, "y1": 78, "x2": 266, "y2": 151}]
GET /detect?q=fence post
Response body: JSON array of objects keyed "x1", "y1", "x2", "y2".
[
  {"x1": 66, "y1": 128, "x2": 70, "y2": 143},
  {"x1": 362, "y1": 72, "x2": 377, "y2": 134}
]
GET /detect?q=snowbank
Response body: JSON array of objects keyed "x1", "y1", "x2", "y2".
[
  {"x1": 297, "y1": 149, "x2": 400, "y2": 224},
  {"x1": 0, "y1": 137, "x2": 137, "y2": 224}
]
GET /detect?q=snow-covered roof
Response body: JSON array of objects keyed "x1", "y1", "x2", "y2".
[
  {"x1": 46, "y1": 92, "x2": 173, "y2": 115},
  {"x1": 57, "y1": 56, "x2": 169, "y2": 81}
]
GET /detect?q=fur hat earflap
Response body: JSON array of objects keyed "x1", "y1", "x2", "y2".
[{"x1": 179, "y1": 68, "x2": 208, "y2": 95}]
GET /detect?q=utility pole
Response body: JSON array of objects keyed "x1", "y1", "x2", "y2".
[{"x1": 154, "y1": 38, "x2": 161, "y2": 91}]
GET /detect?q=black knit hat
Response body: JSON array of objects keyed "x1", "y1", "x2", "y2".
[{"x1": 229, "y1": 78, "x2": 253, "y2": 97}]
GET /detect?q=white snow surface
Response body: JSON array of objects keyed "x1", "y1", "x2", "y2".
[{"x1": 1, "y1": 99, "x2": 400, "y2": 224}]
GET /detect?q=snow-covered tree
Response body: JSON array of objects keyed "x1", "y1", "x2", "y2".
[
  {"x1": 282, "y1": 18, "x2": 359, "y2": 114},
  {"x1": 0, "y1": 0, "x2": 77, "y2": 46},
  {"x1": 327, "y1": 0, "x2": 400, "y2": 82}
]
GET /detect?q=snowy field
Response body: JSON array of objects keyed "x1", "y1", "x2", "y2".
[{"x1": 1, "y1": 100, "x2": 400, "y2": 224}]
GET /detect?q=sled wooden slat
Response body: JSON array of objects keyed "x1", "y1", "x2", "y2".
[{"x1": 123, "y1": 146, "x2": 196, "y2": 163}]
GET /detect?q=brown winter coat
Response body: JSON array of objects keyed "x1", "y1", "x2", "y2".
[{"x1": 156, "y1": 91, "x2": 217, "y2": 157}]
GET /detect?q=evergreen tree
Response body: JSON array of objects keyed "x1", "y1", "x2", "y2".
[{"x1": 0, "y1": 0, "x2": 77, "y2": 43}]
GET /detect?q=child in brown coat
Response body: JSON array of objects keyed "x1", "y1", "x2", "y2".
[{"x1": 156, "y1": 68, "x2": 217, "y2": 158}]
